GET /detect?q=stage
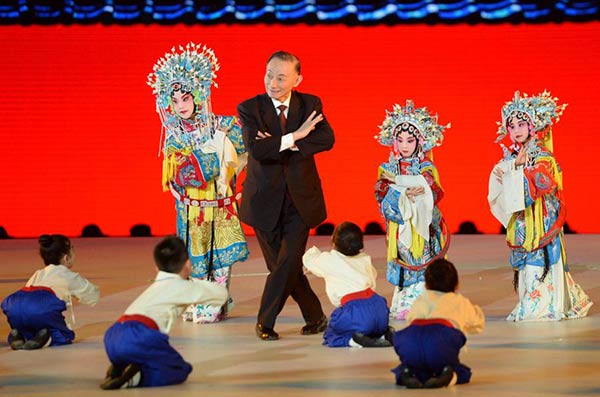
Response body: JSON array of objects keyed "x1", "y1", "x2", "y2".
[{"x1": 0, "y1": 235, "x2": 598, "y2": 396}]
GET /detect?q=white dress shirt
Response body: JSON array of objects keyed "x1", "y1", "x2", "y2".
[{"x1": 270, "y1": 96, "x2": 298, "y2": 151}]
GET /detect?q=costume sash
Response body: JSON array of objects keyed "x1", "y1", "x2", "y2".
[
  {"x1": 118, "y1": 314, "x2": 159, "y2": 331},
  {"x1": 340, "y1": 288, "x2": 375, "y2": 306}
]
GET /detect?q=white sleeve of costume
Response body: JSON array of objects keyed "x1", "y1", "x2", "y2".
[
  {"x1": 68, "y1": 272, "x2": 100, "y2": 306},
  {"x1": 460, "y1": 295, "x2": 485, "y2": 335},
  {"x1": 302, "y1": 246, "x2": 327, "y2": 278},
  {"x1": 369, "y1": 262, "x2": 378, "y2": 290},
  {"x1": 390, "y1": 174, "x2": 434, "y2": 246},
  {"x1": 488, "y1": 160, "x2": 525, "y2": 227},
  {"x1": 25, "y1": 270, "x2": 40, "y2": 287},
  {"x1": 203, "y1": 129, "x2": 242, "y2": 197}
]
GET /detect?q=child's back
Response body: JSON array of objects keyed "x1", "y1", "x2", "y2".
[
  {"x1": 303, "y1": 248, "x2": 376, "y2": 307},
  {"x1": 407, "y1": 290, "x2": 484, "y2": 334},
  {"x1": 123, "y1": 270, "x2": 227, "y2": 334},
  {"x1": 26, "y1": 263, "x2": 99, "y2": 306}
]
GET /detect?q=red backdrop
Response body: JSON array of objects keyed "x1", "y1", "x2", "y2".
[{"x1": 1, "y1": 23, "x2": 599, "y2": 237}]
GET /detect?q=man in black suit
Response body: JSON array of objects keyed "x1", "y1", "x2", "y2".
[{"x1": 237, "y1": 51, "x2": 335, "y2": 340}]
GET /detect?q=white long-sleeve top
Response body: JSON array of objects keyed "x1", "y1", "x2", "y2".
[
  {"x1": 26, "y1": 264, "x2": 100, "y2": 306},
  {"x1": 407, "y1": 290, "x2": 485, "y2": 334},
  {"x1": 302, "y1": 246, "x2": 377, "y2": 307},
  {"x1": 488, "y1": 159, "x2": 527, "y2": 227},
  {"x1": 123, "y1": 271, "x2": 228, "y2": 334}
]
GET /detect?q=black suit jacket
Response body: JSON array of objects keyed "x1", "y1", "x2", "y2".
[{"x1": 237, "y1": 91, "x2": 335, "y2": 231}]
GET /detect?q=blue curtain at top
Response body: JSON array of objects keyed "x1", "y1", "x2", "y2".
[{"x1": 0, "y1": 1, "x2": 598, "y2": 23}]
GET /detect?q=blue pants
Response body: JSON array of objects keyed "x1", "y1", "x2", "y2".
[
  {"x1": 392, "y1": 323, "x2": 472, "y2": 384},
  {"x1": 104, "y1": 320, "x2": 192, "y2": 388},
  {"x1": 323, "y1": 293, "x2": 389, "y2": 347},
  {"x1": 1, "y1": 288, "x2": 75, "y2": 346}
]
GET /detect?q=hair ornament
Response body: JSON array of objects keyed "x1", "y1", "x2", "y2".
[{"x1": 375, "y1": 99, "x2": 450, "y2": 154}]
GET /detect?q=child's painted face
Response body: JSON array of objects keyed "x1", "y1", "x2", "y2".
[
  {"x1": 394, "y1": 129, "x2": 418, "y2": 158},
  {"x1": 171, "y1": 90, "x2": 195, "y2": 119},
  {"x1": 507, "y1": 114, "x2": 532, "y2": 143}
]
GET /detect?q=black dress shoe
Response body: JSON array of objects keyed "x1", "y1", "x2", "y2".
[
  {"x1": 300, "y1": 315, "x2": 328, "y2": 335},
  {"x1": 255, "y1": 324, "x2": 279, "y2": 341}
]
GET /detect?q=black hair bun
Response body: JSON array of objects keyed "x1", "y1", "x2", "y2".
[{"x1": 38, "y1": 234, "x2": 54, "y2": 247}]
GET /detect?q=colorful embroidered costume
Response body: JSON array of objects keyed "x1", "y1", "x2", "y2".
[
  {"x1": 488, "y1": 91, "x2": 592, "y2": 321},
  {"x1": 148, "y1": 43, "x2": 249, "y2": 323},
  {"x1": 374, "y1": 101, "x2": 450, "y2": 320}
]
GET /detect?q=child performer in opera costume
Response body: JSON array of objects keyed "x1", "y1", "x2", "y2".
[
  {"x1": 147, "y1": 43, "x2": 248, "y2": 323},
  {"x1": 2, "y1": 234, "x2": 100, "y2": 349},
  {"x1": 303, "y1": 222, "x2": 393, "y2": 348},
  {"x1": 374, "y1": 100, "x2": 450, "y2": 320},
  {"x1": 488, "y1": 90, "x2": 592, "y2": 321},
  {"x1": 100, "y1": 236, "x2": 228, "y2": 390}
]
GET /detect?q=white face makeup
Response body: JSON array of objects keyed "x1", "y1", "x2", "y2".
[
  {"x1": 395, "y1": 129, "x2": 418, "y2": 158},
  {"x1": 507, "y1": 114, "x2": 532, "y2": 144},
  {"x1": 171, "y1": 90, "x2": 195, "y2": 119}
]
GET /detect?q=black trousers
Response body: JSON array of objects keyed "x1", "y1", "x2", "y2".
[{"x1": 254, "y1": 195, "x2": 324, "y2": 328}]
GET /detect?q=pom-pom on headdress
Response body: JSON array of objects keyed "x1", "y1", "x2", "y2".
[
  {"x1": 376, "y1": 99, "x2": 450, "y2": 154},
  {"x1": 147, "y1": 42, "x2": 219, "y2": 109},
  {"x1": 495, "y1": 90, "x2": 567, "y2": 144}
]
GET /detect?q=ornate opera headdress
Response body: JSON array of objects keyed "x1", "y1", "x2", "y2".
[
  {"x1": 147, "y1": 42, "x2": 219, "y2": 109},
  {"x1": 376, "y1": 100, "x2": 450, "y2": 155},
  {"x1": 495, "y1": 90, "x2": 567, "y2": 150},
  {"x1": 147, "y1": 42, "x2": 220, "y2": 154}
]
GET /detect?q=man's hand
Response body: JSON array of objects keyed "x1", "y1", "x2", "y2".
[
  {"x1": 292, "y1": 111, "x2": 324, "y2": 142},
  {"x1": 256, "y1": 131, "x2": 272, "y2": 140}
]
